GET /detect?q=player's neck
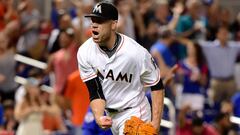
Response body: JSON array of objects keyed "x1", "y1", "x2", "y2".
[{"x1": 105, "y1": 32, "x2": 117, "y2": 50}]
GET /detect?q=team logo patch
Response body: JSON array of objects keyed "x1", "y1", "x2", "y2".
[{"x1": 93, "y1": 4, "x2": 102, "y2": 13}]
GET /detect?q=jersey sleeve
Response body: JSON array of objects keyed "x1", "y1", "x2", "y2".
[
  {"x1": 77, "y1": 49, "x2": 97, "y2": 82},
  {"x1": 140, "y1": 50, "x2": 161, "y2": 87}
]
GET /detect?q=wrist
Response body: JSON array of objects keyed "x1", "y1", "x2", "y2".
[
  {"x1": 150, "y1": 120, "x2": 160, "y2": 132},
  {"x1": 151, "y1": 119, "x2": 160, "y2": 125},
  {"x1": 95, "y1": 115, "x2": 103, "y2": 124}
]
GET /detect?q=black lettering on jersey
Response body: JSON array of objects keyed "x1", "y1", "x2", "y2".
[
  {"x1": 97, "y1": 69, "x2": 104, "y2": 80},
  {"x1": 106, "y1": 69, "x2": 114, "y2": 80},
  {"x1": 116, "y1": 72, "x2": 128, "y2": 82},
  {"x1": 105, "y1": 69, "x2": 133, "y2": 83},
  {"x1": 129, "y1": 74, "x2": 133, "y2": 83}
]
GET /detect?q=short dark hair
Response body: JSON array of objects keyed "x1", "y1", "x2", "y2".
[
  {"x1": 192, "y1": 117, "x2": 204, "y2": 126},
  {"x1": 215, "y1": 112, "x2": 229, "y2": 122}
]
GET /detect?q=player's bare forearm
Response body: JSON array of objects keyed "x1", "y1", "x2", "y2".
[
  {"x1": 151, "y1": 90, "x2": 165, "y2": 132},
  {"x1": 90, "y1": 99, "x2": 112, "y2": 129},
  {"x1": 90, "y1": 99, "x2": 106, "y2": 122}
]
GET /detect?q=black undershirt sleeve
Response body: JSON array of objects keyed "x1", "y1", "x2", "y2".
[
  {"x1": 151, "y1": 78, "x2": 165, "y2": 91},
  {"x1": 85, "y1": 77, "x2": 106, "y2": 101}
]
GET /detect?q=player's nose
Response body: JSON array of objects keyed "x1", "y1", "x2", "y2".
[{"x1": 91, "y1": 23, "x2": 98, "y2": 29}]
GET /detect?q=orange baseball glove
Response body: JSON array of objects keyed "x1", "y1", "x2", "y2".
[{"x1": 123, "y1": 116, "x2": 157, "y2": 135}]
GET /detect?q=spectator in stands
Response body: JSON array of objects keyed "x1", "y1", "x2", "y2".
[
  {"x1": 154, "y1": 0, "x2": 183, "y2": 31},
  {"x1": 64, "y1": 70, "x2": 90, "y2": 135},
  {"x1": 140, "y1": 19, "x2": 159, "y2": 51},
  {"x1": 48, "y1": 13, "x2": 72, "y2": 54},
  {"x1": 150, "y1": 28, "x2": 177, "y2": 102},
  {"x1": 51, "y1": 0, "x2": 79, "y2": 29},
  {"x1": 213, "y1": 112, "x2": 238, "y2": 135},
  {"x1": 16, "y1": 0, "x2": 40, "y2": 54},
  {"x1": 177, "y1": 105, "x2": 218, "y2": 135},
  {"x1": 138, "y1": 0, "x2": 154, "y2": 27},
  {"x1": 114, "y1": 0, "x2": 145, "y2": 41},
  {"x1": 0, "y1": 103, "x2": 4, "y2": 128},
  {"x1": 205, "y1": 0, "x2": 220, "y2": 41},
  {"x1": 176, "y1": 38, "x2": 208, "y2": 112},
  {"x1": 15, "y1": 68, "x2": 46, "y2": 104},
  {"x1": 154, "y1": 0, "x2": 171, "y2": 27},
  {"x1": 51, "y1": 0, "x2": 67, "y2": 29},
  {"x1": 46, "y1": 28, "x2": 78, "y2": 94},
  {"x1": 231, "y1": 92, "x2": 240, "y2": 117},
  {"x1": 151, "y1": 28, "x2": 177, "y2": 75},
  {"x1": 230, "y1": 12, "x2": 240, "y2": 41},
  {"x1": 0, "y1": 32, "x2": 18, "y2": 103},
  {"x1": 0, "y1": 0, "x2": 18, "y2": 31},
  {"x1": 198, "y1": 26, "x2": 240, "y2": 103},
  {"x1": 175, "y1": 0, "x2": 206, "y2": 59},
  {"x1": 3, "y1": 20, "x2": 20, "y2": 49},
  {"x1": 71, "y1": 0, "x2": 93, "y2": 43},
  {"x1": 41, "y1": 90, "x2": 67, "y2": 134},
  {"x1": 176, "y1": 0, "x2": 206, "y2": 40},
  {"x1": 1, "y1": 100, "x2": 17, "y2": 134},
  {"x1": 140, "y1": 1, "x2": 183, "y2": 51},
  {"x1": 219, "y1": 8, "x2": 232, "y2": 28},
  {"x1": 39, "y1": 20, "x2": 52, "y2": 53},
  {"x1": 14, "y1": 78, "x2": 45, "y2": 135}
]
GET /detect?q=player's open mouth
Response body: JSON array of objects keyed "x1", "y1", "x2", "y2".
[{"x1": 92, "y1": 31, "x2": 99, "y2": 35}]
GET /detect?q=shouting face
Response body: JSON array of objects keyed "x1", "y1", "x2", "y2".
[{"x1": 90, "y1": 17, "x2": 117, "y2": 46}]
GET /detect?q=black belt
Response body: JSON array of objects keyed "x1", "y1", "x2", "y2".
[{"x1": 106, "y1": 107, "x2": 132, "y2": 113}]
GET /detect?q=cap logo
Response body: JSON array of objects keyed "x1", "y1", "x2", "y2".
[{"x1": 93, "y1": 4, "x2": 102, "y2": 14}]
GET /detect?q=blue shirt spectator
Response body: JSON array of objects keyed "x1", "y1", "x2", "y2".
[
  {"x1": 151, "y1": 41, "x2": 176, "y2": 67},
  {"x1": 82, "y1": 107, "x2": 113, "y2": 135},
  {"x1": 231, "y1": 92, "x2": 240, "y2": 117},
  {"x1": 178, "y1": 60, "x2": 203, "y2": 94},
  {"x1": 199, "y1": 40, "x2": 240, "y2": 78},
  {"x1": 0, "y1": 105, "x2": 3, "y2": 126}
]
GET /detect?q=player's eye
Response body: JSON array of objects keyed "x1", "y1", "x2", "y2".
[{"x1": 91, "y1": 18, "x2": 107, "y2": 24}]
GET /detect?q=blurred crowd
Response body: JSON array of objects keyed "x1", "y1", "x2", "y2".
[{"x1": 0, "y1": 0, "x2": 240, "y2": 135}]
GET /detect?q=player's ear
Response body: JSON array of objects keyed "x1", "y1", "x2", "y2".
[{"x1": 111, "y1": 20, "x2": 118, "y2": 30}]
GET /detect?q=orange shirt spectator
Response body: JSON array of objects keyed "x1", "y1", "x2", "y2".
[{"x1": 64, "y1": 70, "x2": 90, "y2": 126}]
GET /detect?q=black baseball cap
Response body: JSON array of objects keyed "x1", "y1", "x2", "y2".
[{"x1": 85, "y1": 2, "x2": 118, "y2": 20}]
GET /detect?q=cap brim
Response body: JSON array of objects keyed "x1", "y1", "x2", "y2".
[{"x1": 85, "y1": 14, "x2": 106, "y2": 19}]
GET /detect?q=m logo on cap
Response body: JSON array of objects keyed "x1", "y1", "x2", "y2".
[{"x1": 93, "y1": 4, "x2": 102, "y2": 14}]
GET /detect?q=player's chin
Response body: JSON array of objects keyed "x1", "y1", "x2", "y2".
[{"x1": 92, "y1": 35, "x2": 99, "y2": 41}]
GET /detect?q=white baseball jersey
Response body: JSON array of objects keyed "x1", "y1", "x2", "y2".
[{"x1": 77, "y1": 33, "x2": 160, "y2": 110}]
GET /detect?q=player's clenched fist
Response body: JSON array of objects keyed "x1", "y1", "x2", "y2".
[{"x1": 97, "y1": 116, "x2": 113, "y2": 129}]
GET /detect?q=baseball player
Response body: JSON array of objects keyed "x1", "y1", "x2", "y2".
[{"x1": 77, "y1": 2, "x2": 165, "y2": 134}]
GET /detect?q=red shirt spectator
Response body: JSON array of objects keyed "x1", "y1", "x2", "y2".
[{"x1": 177, "y1": 120, "x2": 219, "y2": 135}]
